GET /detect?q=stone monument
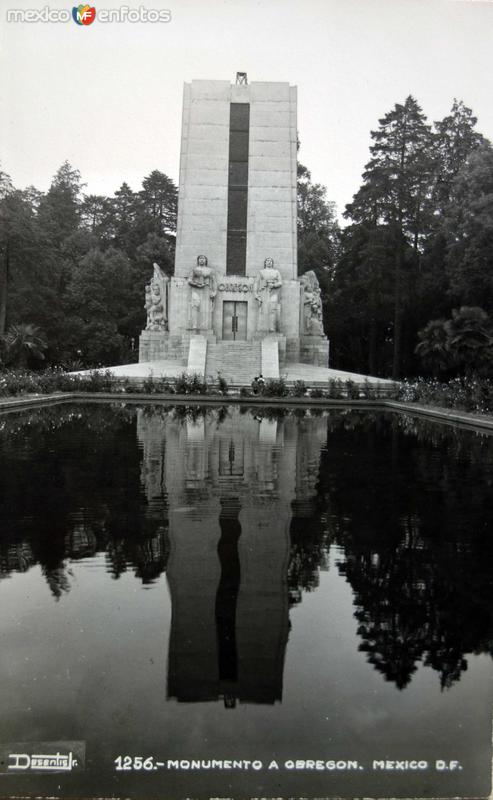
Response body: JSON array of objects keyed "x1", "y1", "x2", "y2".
[{"x1": 139, "y1": 74, "x2": 329, "y2": 369}]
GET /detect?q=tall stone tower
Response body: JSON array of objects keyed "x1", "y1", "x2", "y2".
[{"x1": 139, "y1": 74, "x2": 329, "y2": 376}]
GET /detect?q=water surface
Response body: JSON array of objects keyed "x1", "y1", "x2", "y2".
[{"x1": 0, "y1": 402, "x2": 492, "y2": 799}]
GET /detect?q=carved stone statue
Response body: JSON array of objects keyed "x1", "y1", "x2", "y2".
[
  {"x1": 188, "y1": 255, "x2": 216, "y2": 330},
  {"x1": 254, "y1": 258, "x2": 282, "y2": 333},
  {"x1": 145, "y1": 262, "x2": 168, "y2": 331},
  {"x1": 300, "y1": 270, "x2": 324, "y2": 336}
]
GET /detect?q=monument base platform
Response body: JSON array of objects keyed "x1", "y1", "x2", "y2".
[
  {"x1": 139, "y1": 330, "x2": 329, "y2": 370},
  {"x1": 80, "y1": 359, "x2": 395, "y2": 390}
]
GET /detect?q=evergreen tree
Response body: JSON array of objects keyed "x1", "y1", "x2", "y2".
[
  {"x1": 433, "y1": 99, "x2": 486, "y2": 215},
  {"x1": 417, "y1": 100, "x2": 488, "y2": 336},
  {"x1": 38, "y1": 161, "x2": 83, "y2": 245},
  {"x1": 443, "y1": 143, "x2": 493, "y2": 308},
  {"x1": 81, "y1": 194, "x2": 115, "y2": 243},
  {"x1": 139, "y1": 170, "x2": 177, "y2": 235},
  {"x1": 330, "y1": 224, "x2": 395, "y2": 375},
  {"x1": 0, "y1": 187, "x2": 41, "y2": 335},
  {"x1": 345, "y1": 97, "x2": 435, "y2": 378},
  {"x1": 0, "y1": 164, "x2": 178, "y2": 366}
]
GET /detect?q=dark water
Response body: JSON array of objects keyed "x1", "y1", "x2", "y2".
[{"x1": 0, "y1": 401, "x2": 492, "y2": 799}]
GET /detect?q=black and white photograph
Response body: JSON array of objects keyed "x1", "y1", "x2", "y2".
[{"x1": 1, "y1": 0, "x2": 493, "y2": 798}]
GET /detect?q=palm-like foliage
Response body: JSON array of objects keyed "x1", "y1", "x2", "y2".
[
  {"x1": 2, "y1": 323, "x2": 47, "y2": 368},
  {"x1": 445, "y1": 307, "x2": 493, "y2": 373},
  {"x1": 415, "y1": 319, "x2": 451, "y2": 375},
  {"x1": 416, "y1": 306, "x2": 493, "y2": 376}
]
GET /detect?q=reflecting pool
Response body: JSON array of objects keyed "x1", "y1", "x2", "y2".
[{"x1": 0, "y1": 402, "x2": 492, "y2": 799}]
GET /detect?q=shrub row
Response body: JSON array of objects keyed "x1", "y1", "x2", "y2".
[
  {"x1": 242, "y1": 377, "x2": 390, "y2": 399},
  {"x1": 6, "y1": 369, "x2": 492, "y2": 414},
  {"x1": 0, "y1": 369, "x2": 230, "y2": 398},
  {"x1": 0, "y1": 368, "x2": 113, "y2": 396},
  {"x1": 397, "y1": 377, "x2": 493, "y2": 414}
]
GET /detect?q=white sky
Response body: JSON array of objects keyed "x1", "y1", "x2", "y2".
[{"x1": 1, "y1": 0, "x2": 493, "y2": 217}]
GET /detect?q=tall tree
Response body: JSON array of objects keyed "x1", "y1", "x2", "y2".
[
  {"x1": 345, "y1": 97, "x2": 435, "y2": 378},
  {"x1": 416, "y1": 100, "x2": 488, "y2": 334},
  {"x1": 80, "y1": 194, "x2": 115, "y2": 244},
  {"x1": 64, "y1": 247, "x2": 134, "y2": 365},
  {"x1": 433, "y1": 99, "x2": 486, "y2": 215},
  {"x1": 139, "y1": 170, "x2": 177, "y2": 235},
  {"x1": 330, "y1": 223, "x2": 395, "y2": 375},
  {"x1": 442, "y1": 143, "x2": 493, "y2": 308},
  {"x1": 0, "y1": 187, "x2": 41, "y2": 335},
  {"x1": 38, "y1": 161, "x2": 83, "y2": 245},
  {"x1": 0, "y1": 167, "x2": 14, "y2": 333}
]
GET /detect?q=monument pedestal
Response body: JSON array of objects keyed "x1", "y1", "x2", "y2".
[
  {"x1": 300, "y1": 335, "x2": 330, "y2": 367},
  {"x1": 139, "y1": 330, "x2": 185, "y2": 363}
]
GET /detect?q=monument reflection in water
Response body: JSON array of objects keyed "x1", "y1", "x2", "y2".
[
  {"x1": 0, "y1": 403, "x2": 492, "y2": 800},
  {"x1": 139, "y1": 408, "x2": 316, "y2": 707}
]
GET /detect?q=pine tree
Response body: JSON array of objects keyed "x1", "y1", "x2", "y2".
[
  {"x1": 139, "y1": 170, "x2": 177, "y2": 236},
  {"x1": 433, "y1": 99, "x2": 486, "y2": 215},
  {"x1": 443, "y1": 143, "x2": 493, "y2": 308},
  {"x1": 345, "y1": 96, "x2": 435, "y2": 378}
]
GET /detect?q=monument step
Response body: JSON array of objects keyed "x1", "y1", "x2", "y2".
[{"x1": 205, "y1": 341, "x2": 261, "y2": 384}]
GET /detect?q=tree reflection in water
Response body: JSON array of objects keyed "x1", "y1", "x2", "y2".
[
  {"x1": 0, "y1": 405, "x2": 170, "y2": 597},
  {"x1": 318, "y1": 412, "x2": 493, "y2": 689},
  {"x1": 0, "y1": 403, "x2": 492, "y2": 693}
]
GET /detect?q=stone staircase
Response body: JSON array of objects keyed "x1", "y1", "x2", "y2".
[{"x1": 205, "y1": 341, "x2": 261, "y2": 384}]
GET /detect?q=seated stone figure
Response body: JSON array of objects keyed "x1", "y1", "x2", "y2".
[
  {"x1": 300, "y1": 270, "x2": 324, "y2": 336},
  {"x1": 145, "y1": 262, "x2": 168, "y2": 331}
]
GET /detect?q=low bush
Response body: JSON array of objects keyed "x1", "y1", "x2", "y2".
[
  {"x1": 292, "y1": 379, "x2": 307, "y2": 397},
  {"x1": 84, "y1": 369, "x2": 114, "y2": 392},
  {"x1": 309, "y1": 388, "x2": 326, "y2": 399},
  {"x1": 175, "y1": 372, "x2": 209, "y2": 395},
  {"x1": 142, "y1": 373, "x2": 156, "y2": 393},
  {"x1": 263, "y1": 377, "x2": 289, "y2": 397},
  {"x1": 216, "y1": 374, "x2": 229, "y2": 395},
  {"x1": 345, "y1": 379, "x2": 360, "y2": 399},
  {"x1": 328, "y1": 378, "x2": 344, "y2": 399},
  {"x1": 361, "y1": 379, "x2": 376, "y2": 400}
]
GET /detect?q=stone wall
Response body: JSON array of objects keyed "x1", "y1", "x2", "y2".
[{"x1": 174, "y1": 80, "x2": 297, "y2": 281}]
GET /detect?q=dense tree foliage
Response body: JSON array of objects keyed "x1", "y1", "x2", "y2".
[
  {"x1": 0, "y1": 162, "x2": 177, "y2": 366},
  {"x1": 1, "y1": 94, "x2": 492, "y2": 377},
  {"x1": 297, "y1": 163, "x2": 340, "y2": 322},
  {"x1": 329, "y1": 98, "x2": 492, "y2": 378}
]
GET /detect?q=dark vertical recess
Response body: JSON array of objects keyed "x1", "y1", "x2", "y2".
[{"x1": 226, "y1": 103, "x2": 250, "y2": 276}]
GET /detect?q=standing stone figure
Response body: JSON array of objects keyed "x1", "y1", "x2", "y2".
[
  {"x1": 187, "y1": 255, "x2": 217, "y2": 330},
  {"x1": 145, "y1": 262, "x2": 168, "y2": 331},
  {"x1": 254, "y1": 257, "x2": 282, "y2": 333},
  {"x1": 300, "y1": 270, "x2": 324, "y2": 336}
]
